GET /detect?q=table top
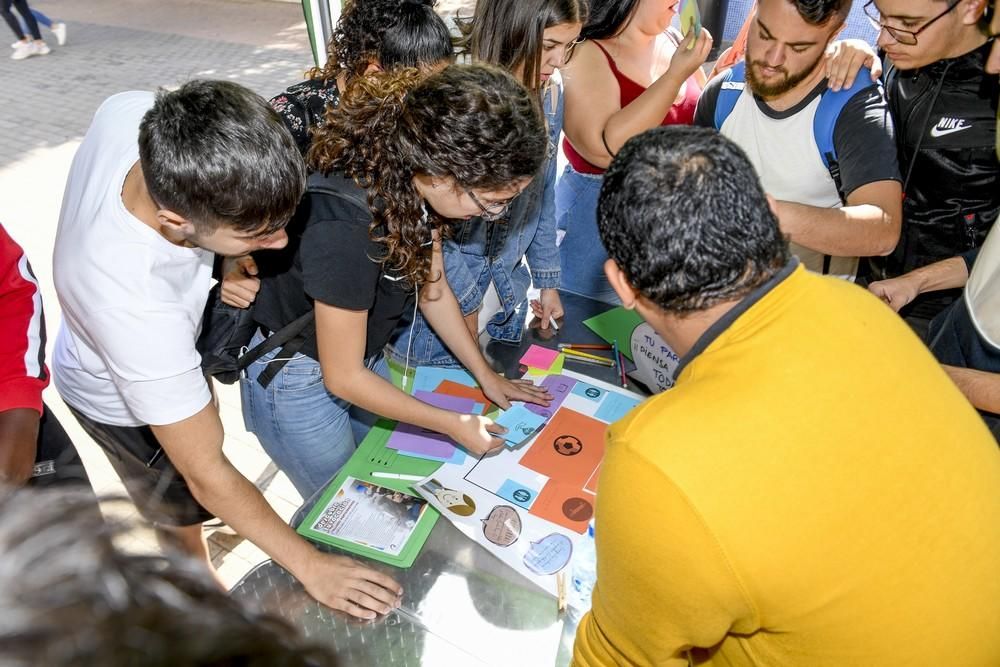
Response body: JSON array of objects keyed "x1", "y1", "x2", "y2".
[
  {"x1": 229, "y1": 290, "x2": 641, "y2": 667},
  {"x1": 484, "y1": 290, "x2": 639, "y2": 391}
]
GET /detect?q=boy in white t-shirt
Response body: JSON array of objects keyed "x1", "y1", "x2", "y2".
[{"x1": 52, "y1": 80, "x2": 404, "y2": 619}]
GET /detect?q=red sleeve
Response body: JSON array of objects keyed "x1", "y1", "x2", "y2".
[{"x1": 0, "y1": 225, "x2": 48, "y2": 414}]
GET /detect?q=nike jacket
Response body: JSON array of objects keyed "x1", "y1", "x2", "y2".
[{"x1": 871, "y1": 41, "x2": 999, "y2": 283}]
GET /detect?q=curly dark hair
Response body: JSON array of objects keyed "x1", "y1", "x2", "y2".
[
  {"x1": 456, "y1": 0, "x2": 588, "y2": 92},
  {"x1": 308, "y1": 64, "x2": 547, "y2": 287},
  {"x1": 598, "y1": 126, "x2": 789, "y2": 313},
  {"x1": 309, "y1": 0, "x2": 454, "y2": 84}
]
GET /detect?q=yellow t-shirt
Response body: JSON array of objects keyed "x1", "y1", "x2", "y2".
[{"x1": 574, "y1": 266, "x2": 1000, "y2": 666}]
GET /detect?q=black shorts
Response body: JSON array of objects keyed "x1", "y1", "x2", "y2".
[
  {"x1": 28, "y1": 404, "x2": 94, "y2": 492},
  {"x1": 67, "y1": 406, "x2": 214, "y2": 527}
]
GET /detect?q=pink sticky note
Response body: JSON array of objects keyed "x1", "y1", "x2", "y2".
[{"x1": 519, "y1": 344, "x2": 559, "y2": 371}]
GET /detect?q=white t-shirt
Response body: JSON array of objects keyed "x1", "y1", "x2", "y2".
[
  {"x1": 965, "y1": 225, "x2": 1000, "y2": 350},
  {"x1": 695, "y1": 73, "x2": 900, "y2": 283},
  {"x1": 53, "y1": 92, "x2": 214, "y2": 427}
]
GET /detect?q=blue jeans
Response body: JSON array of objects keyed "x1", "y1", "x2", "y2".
[
  {"x1": 239, "y1": 330, "x2": 388, "y2": 499},
  {"x1": 555, "y1": 164, "x2": 620, "y2": 304}
]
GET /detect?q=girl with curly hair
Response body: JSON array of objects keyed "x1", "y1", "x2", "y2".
[
  {"x1": 239, "y1": 65, "x2": 552, "y2": 499},
  {"x1": 386, "y1": 0, "x2": 587, "y2": 371},
  {"x1": 269, "y1": 0, "x2": 453, "y2": 154}
]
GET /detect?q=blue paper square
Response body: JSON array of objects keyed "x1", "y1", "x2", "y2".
[
  {"x1": 495, "y1": 404, "x2": 547, "y2": 446},
  {"x1": 595, "y1": 392, "x2": 642, "y2": 423},
  {"x1": 497, "y1": 479, "x2": 538, "y2": 509},
  {"x1": 572, "y1": 381, "x2": 605, "y2": 402}
]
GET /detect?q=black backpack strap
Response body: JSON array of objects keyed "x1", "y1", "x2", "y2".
[{"x1": 237, "y1": 310, "x2": 315, "y2": 388}]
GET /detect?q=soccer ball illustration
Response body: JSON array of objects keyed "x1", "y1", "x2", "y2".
[{"x1": 553, "y1": 435, "x2": 583, "y2": 456}]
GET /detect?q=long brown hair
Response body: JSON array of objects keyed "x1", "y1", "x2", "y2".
[
  {"x1": 308, "y1": 64, "x2": 548, "y2": 287},
  {"x1": 457, "y1": 0, "x2": 587, "y2": 92}
]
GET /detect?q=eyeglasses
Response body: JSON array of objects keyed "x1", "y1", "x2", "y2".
[
  {"x1": 863, "y1": 0, "x2": 962, "y2": 46},
  {"x1": 466, "y1": 188, "x2": 518, "y2": 221},
  {"x1": 564, "y1": 38, "x2": 584, "y2": 62}
]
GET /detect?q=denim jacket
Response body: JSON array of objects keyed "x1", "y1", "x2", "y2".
[{"x1": 386, "y1": 79, "x2": 564, "y2": 366}]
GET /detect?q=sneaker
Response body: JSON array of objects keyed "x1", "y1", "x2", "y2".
[
  {"x1": 34, "y1": 41, "x2": 50, "y2": 56},
  {"x1": 11, "y1": 41, "x2": 36, "y2": 60},
  {"x1": 51, "y1": 22, "x2": 66, "y2": 46},
  {"x1": 11, "y1": 40, "x2": 26, "y2": 49}
]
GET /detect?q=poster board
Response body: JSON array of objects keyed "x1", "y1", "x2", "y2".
[{"x1": 413, "y1": 370, "x2": 644, "y2": 596}]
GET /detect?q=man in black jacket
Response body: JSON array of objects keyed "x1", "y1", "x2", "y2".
[
  {"x1": 865, "y1": 0, "x2": 998, "y2": 325},
  {"x1": 866, "y1": 1, "x2": 999, "y2": 437}
]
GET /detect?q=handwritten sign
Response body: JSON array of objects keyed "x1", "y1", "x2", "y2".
[{"x1": 629, "y1": 322, "x2": 680, "y2": 392}]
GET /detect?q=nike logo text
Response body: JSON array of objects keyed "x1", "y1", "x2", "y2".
[{"x1": 930, "y1": 118, "x2": 972, "y2": 138}]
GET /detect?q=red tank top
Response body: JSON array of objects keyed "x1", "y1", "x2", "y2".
[{"x1": 564, "y1": 39, "x2": 703, "y2": 175}]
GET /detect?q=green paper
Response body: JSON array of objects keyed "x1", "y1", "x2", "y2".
[
  {"x1": 582, "y1": 308, "x2": 644, "y2": 361},
  {"x1": 296, "y1": 419, "x2": 441, "y2": 568}
]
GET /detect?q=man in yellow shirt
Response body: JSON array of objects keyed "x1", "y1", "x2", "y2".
[{"x1": 573, "y1": 126, "x2": 1000, "y2": 666}]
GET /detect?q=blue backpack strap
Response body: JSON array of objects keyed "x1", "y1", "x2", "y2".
[
  {"x1": 713, "y1": 61, "x2": 747, "y2": 130},
  {"x1": 813, "y1": 66, "x2": 875, "y2": 200}
]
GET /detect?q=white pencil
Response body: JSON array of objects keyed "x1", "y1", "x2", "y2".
[
  {"x1": 370, "y1": 472, "x2": 424, "y2": 481},
  {"x1": 548, "y1": 315, "x2": 560, "y2": 331}
]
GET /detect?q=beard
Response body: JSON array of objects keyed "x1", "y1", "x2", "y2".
[{"x1": 745, "y1": 51, "x2": 825, "y2": 98}]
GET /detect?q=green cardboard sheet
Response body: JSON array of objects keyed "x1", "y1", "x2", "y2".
[
  {"x1": 582, "y1": 307, "x2": 645, "y2": 361},
  {"x1": 296, "y1": 419, "x2": 441, "y2": 568}
]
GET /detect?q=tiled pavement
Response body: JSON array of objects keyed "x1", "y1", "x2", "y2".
[{"x1": 0, "y1": 0, "x2": 473, "y2": 586}]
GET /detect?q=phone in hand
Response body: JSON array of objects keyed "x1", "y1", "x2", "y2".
[{"x1": 679, "y1": 0, "x2": 702, "y2": 50}]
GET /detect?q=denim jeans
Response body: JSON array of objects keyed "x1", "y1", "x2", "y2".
[
  {"x1": 239, "y1": 330, "x2": 388, "y2": 499},
  {"x1": 555, "y1": 164, "x2": 620, "y2": 304}
]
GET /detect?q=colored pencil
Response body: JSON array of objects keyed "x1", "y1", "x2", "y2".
[
  {"x1": 557, "y1": 571, "x2": 567, "y2": 612},
  {"x1": 563, "y1": 354, "x2": 614, "y2": 368},
  {"x1": 611, "y1": 339, "x2": 620, "y2": 372},
  {"x1": 548, "y1": 315, "x2": 560, "y2": 331},
  {"x1": 557, "y1": 343, "x2": 612, "y2": 350},
  {"x1": 562, "y1": 348, "x2": 613, "y2": 363},
  {"x1": 617, "y1": 350, "x2": 628, "y2": 388}
]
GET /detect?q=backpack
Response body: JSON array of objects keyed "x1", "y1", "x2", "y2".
[
  {"x1": 712, "y1": 60, "x2": 875, "y2": 203},
  {"x1": 197, "y1": 174, "x2": 369, "y2": 387}
]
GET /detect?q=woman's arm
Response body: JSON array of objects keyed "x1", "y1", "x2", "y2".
[
  {"x1": 562, "y1": 31, "x2": 712, "y2": 169},
  {"x1": 314, "y1": 300, "x2": 506, "y2": 456},
  {"x1": 418, "y1": 239, "x2": 552, "y2": 410}
]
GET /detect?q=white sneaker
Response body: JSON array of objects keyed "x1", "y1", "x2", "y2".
[
  {"x1": 11, "y1": 41, "x2": 48, "y2": 60},
  {"x1": 51, "y1": 22, "x2": 66, "y2": 46},
  {"x1": 11, "y1": 41, "x2": 35, "y2": 60}
]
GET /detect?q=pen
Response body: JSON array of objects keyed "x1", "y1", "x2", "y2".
[
  {"x1": 557, "y1": 343, "x2": 612, "y2": 350},
  {"x1": 370, "y1": 472, "x2": 424, "y2": 481},
  {"x1": 564, "y1": 354, "x2": 614, "y2": 367},
  {"x1": 562, "y1": 348, "x2": 612, "y2": 362},
  {"x1": 146, "y1": 447, "x2": 164, "y2": 468}
]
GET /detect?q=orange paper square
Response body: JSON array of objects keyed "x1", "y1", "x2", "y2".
[
  {"x1": 520, "y1": 408, "x2": 606, "y2": 487},
  {"x1": 529, "y1": 481, "x2": 595, "y2": 534}
]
